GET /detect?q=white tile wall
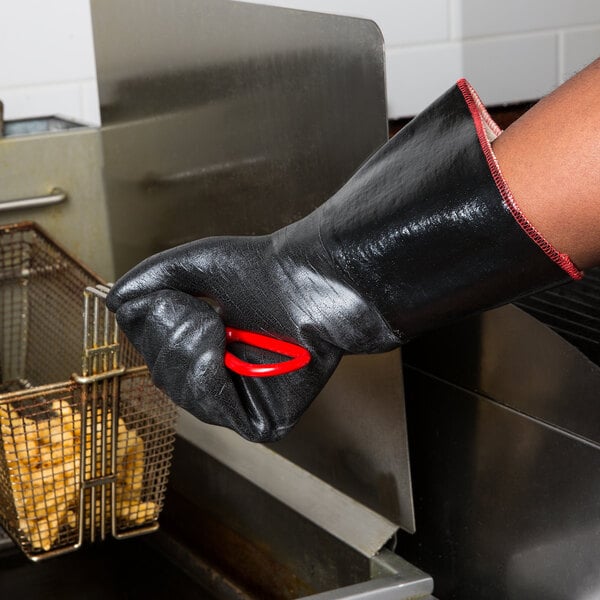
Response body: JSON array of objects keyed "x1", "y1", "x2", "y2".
[
  {"x1": 458, "y1": 0, "x2": 600, "y2": 38},
  {"x1": 0, "y1": 0, "x2": 599, "y2": 124},
  {"x1": 561, "y1": 25, "x2": 600, "y2": 81},
  {"x1": 0, "y1": 0, "x2": 97, "y2": 124},
  {"x1": 386, "y1": 43, "x2": 463, "y2": 117},
  {"x1": 80, "y1": 80, "x2": 101, "y2": 126},
  {"x1": 386, "y1": 32, "x2": 558, "y2": 116},
  {"x1": 0, "y1": 82, "x2": 84, "y2": 122},
  {"x1": 462, "y1": 32, "x2": 559, "y2": 105},
  {"x1": 0, "y1": 1, "x2": 95, "y2": 88}
]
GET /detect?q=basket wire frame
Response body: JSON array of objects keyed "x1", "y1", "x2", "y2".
[{"x1": 0, "y1": 223, "x2": 177, "y2": 561}]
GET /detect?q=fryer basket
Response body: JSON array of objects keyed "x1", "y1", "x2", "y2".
[{"x1": 0, "y1": 222, "x2": 177, "y2": 561}]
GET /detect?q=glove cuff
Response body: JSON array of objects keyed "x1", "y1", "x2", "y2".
[
  {"x1": 317, "y1": 79, "x2": 581, "y2": 342},
  {"x1": 457, "y1": 78, "x2": 582, "y2": 280}
]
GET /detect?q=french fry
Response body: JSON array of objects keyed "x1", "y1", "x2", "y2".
[
  {"x1": 66, "y1": 510, "x2": 77, "y2": 529},
  {"x1": 2, "y1": 397, "x2": 157, "y2": 553},
  {"x1": 119, "y1": 501, "x2": 157, "y2": 525}
]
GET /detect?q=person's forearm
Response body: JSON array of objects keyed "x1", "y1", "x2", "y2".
[{"x1": 492, "y1": 58, "x2": 600, "y2": 270}]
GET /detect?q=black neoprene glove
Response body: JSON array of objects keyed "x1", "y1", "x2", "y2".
[{"x1": 106, "y1": 79, "x2": 580, "y2": 442}]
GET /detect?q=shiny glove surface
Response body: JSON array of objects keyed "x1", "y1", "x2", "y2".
[
  {"x1": 107, "y1": 79, "x2": 576, "y2": 442},
  {"x1": 106, "y1": 230, "x2": 398, "y2": 442}
]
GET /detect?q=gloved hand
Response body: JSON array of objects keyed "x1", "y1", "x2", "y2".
[{"x1": 106, "y1": 79, "x2": 580, "y2": 442}]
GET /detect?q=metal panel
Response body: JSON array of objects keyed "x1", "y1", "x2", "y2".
[
  {"x1": 177, "y1": 408, "x2": 399, "y2": 558},
  {"x1": 399, "y1": 300, "x2": 600, "y2": 599},
  {"x1": 90, "y1": 0, "x2": 414, "y2": 532},
  {"x1": 0, "y1": 128, "x2": 113, "y2": 280},
  {"x1": 166, "y1": 436, "x2": 428, "y2": 598},
  {"x1": 272, "y1": 351, "x2": 414, "y2": 532},
  {"x1": 516, "y1": 266, "x2": 600, "y2": 364},
  {"x1": 402, "y1": 305, "x2": 600, "y2": 444},
  {"x1": 91, "y1": 0, "x2": 388, "y2": 274},
  {"x1": 398, "y1": 367, "x2": 600, "y2": 599},
  {"x1": 303, "y1": 572, "x2": 432, "y2": 600}
]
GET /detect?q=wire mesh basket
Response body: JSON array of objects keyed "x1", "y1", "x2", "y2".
[{"x1": 0, "y1": 222, "x2": 177, "y2": 561}]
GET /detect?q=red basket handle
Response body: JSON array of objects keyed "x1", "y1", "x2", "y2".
[{"x1": 224, "y1": 327, "x2": 311, "y2": 377}]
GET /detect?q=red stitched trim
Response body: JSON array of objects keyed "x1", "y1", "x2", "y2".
[{"x1": 456, "y1": 78, "x2": 583, "y2": 280}]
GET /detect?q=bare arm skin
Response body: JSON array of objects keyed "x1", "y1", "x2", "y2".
[{"x1": 492, "y1": 58, "x2": 600, "y2": 270}]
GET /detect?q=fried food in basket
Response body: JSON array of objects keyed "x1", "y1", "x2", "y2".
[{"x1": 0, "y1": 399, "x2": 157, "y2": 552}]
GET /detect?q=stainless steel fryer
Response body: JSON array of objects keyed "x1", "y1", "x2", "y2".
[{"x1": 0, "y1": 1, "x2": 432, "y2": 597}]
